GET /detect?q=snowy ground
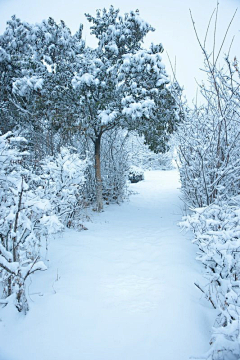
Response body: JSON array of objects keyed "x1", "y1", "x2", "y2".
[{"x1": 0, "y1": 170, "x2": 214, "y2": 360}]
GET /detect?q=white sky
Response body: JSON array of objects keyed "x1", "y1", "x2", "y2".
[{"x1": 0, "y1": 0, "x2": 239, "y2": 102}]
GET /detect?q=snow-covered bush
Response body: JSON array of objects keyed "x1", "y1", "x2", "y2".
[
  {"x1": 0, "y1": 132, "x2": 63, "y2": 313},
  {"x1": 181, "y1": 200, "x2": 240, "y2": 359},
  {"x1": 177, "y1": 12, "x2": 240, "y2": 358},
  {"x1": 128, "y1": 166, "x2": 144, "y2": 183},
  {"x1": 41, "y1": 147, "x2": 88, "y2": 227},
  {"x1": 127, "y1": 132, "x2": 175, "y2": 171},
  {"x1": 177, "y1": 100, "x2": 240, "y2": 208},
  {"x1": 178, "y1": 87, "x2": 240, "y2": 358}
]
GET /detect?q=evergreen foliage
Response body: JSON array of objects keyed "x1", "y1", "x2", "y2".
[{"x1": 0, "y1": 7, "x2": 179, "y2": 212}]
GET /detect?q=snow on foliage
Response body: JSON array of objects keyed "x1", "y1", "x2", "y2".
[
  {"x1": 41, "y1": 147, "x2": 88, "y2": 228},
  {"x1": 12, "y1": 76, "x2": 44, "y2": 97},
  {"x1": 122, "y1": 99, "x2": 155, "y2": 120},
  {"x1": 0, "y1": 47, "x2": 10, "y2": 62},
  {"x1": 128, "y1": 165, "x2": 144, "y2": 183},
  {"x1": 98, "y1": 110, "x2": 118, "y2": 125},
  {"x1": 177, "y1": 28, "x2": 240, "y2": 358},
  {"x1": 0, "y1": 132, "x2": 63, "y2": 313},
  {"x1": 127, "y1": 132, "x2": 175, "y2": 170},
  {"x1": 181, "y1": 202, "x2": 240, "y2": 359}
]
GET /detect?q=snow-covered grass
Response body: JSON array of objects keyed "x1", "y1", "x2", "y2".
[{"x1": 0, "y1": 170, "x2": 214, "y2": 360}]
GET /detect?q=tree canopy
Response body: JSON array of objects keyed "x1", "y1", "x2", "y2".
[{"x1": 0, "y1": 6, "x2": 179, "y2": 211}]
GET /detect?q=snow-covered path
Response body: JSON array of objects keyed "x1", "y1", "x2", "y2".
[{"x1": 0, "y1": 170, "x2": 213, "y2": 360}]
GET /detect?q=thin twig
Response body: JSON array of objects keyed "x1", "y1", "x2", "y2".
[
  {"x1": 214, "y1": 8, "x2": 237, "y2": 66},
  {"x1": 204, "y1": 8, "x2": 216, "y2": 49},
  {"x1": 212, "y1": 2, "x2": 219, "y2": 67}
]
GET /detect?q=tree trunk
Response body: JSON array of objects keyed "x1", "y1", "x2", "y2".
[{"x1": 94, "y1": 135, "x2": 103, "y2": 212}]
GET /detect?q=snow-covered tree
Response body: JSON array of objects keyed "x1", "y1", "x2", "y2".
[
  {"x1": 0, "y1": 16, "x2": 85, "y2": 163},
  {"x1": 0, "y1": 9, "x2": 179, "y2": 212},
  {"x1": 0, "y1": 16, "x2": 33, "y2": 135},
  {"x1": 71, "y1": 6, "x2": 179, "y2": 211}
]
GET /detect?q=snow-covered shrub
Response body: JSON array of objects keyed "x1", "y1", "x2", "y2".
[
  {"x1": 0, "y1": 132, "x2": 63, "y2": 313},
  {"x1": 181, "y1": 200, "x2": 240, "y2": 359},
  {"x1": 177, "y1": 49, "x2": 240, "y2": 209},
  {"x1": 127, "y1": 132, "x2": 175, "y2": 170},
  {"x1": 178, "y1": 103, "x2": 240, "y2": 357},
  {"x1": 128, "y1": 166, "x2": 144, "y2": 183},
  {"x1": 100, "y1": 130, "x2": 129, "y2": 204},
  {"x1": 177, "y1": 101, "x2": 240, "y2": 208},
  {"x1": 177, "y1": 16, "x2": 240, "y2": 358},
  {"x1": 41, "y1": 147, "x2": 88, "y2": 227}
]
